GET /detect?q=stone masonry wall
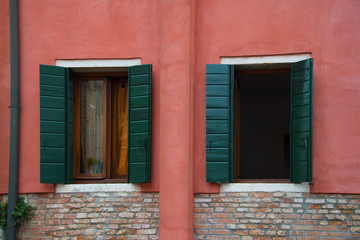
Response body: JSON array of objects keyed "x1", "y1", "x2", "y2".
[
  {"x1": 0, "y1": 192, "x2": 159, "y2": 240},
  {"x1": 194, "y1": 192, "x2": 360, "y2": 240},
  {"x1": 2, "y1": 191, "x2": 360, "y2": 239}
]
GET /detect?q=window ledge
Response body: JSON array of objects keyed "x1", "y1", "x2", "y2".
[
  {"x1": 220, "y1": 183, "x2": 310, "y2": 193},
  {"x1": 56, "y1": 184, "x2": 140, "y2": 193}
]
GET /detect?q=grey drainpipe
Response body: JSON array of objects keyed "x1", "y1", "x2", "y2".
[{"x1": 7, "y1": 0, "x2": 20, "y2": 239}]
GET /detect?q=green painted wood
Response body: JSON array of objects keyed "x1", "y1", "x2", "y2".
[
  {"x1": 129, "y1": 64, "x2": 152, "y2": 75},
  {"x1": 130, "y1": 121, "x2": 149, "y2": 133},
  {"x1": 206, "y1": 64, "x2": 234, "y2": 183},
  {"x1": 129, "y1": 148, "x2": 147, "y2": 163},
  {"x1": 206, "y1": 120, "x2": 229, "y2": 133},
  {"x1": 128, "y1": 64, "x2": 152, "y2": 183},
  {"x1": 293, "y1": 92, "x2": 311, "y2": 107},
  {"x1": 206, "y1": 149, "x2": 229, "y2": 162},
  {"x1": 40, "y1": 75, "x2": 66, "y2": 87},
  {"x1": 206, "y1": 85, "x2": 229, "y2": 96},
  {"x1": 292, "y1": 132, "x2": 311, "y2": 147},
  {"x1": 40, "y1": 96, "x2": 64, "y2": 109},
  {"x1": 291, "y1": 161, "x2": 308, "y2": 183},
  {"x1": 290, "y1": 59, "x2": 313, "y2": 183},
  {"x1": 206, "y1": 65, "x2": 230, "y2": 74},
  {"x1": 292, "y1": 105, "x2": 310, "y2": 118},
  {"x1": 40, "y1": 133, "x2": 65, "y2": 148},
  {"x1": 40, "y1": 121, "x2": 65, "y2": 134},
  {"x1": 206, "y1": 97, "x2": 228, "y2": 108},
  {"x1": 127, "y1": 163, "x2": 147, "y2": 183},
  {"x1": 206, "y1": 74, "x2": 230, "y2": 84},
  {"x1": 292, "y1": 147, "x2": 308, "y2": 161},
  {"x1": 131, "y1": 96, "x2": 150, "y2": 108},
  {"x1": 293, "y1": 69, "x2": 311, "y2": 83},
  {"x1": 40, "y1": 148, "x2": 65, "y2": 163},
  {"x1": 206, "y1": 109, "x2": 229, "y2": 120},
  {"x1": 206, "y1": 134, "x2": 229, "y2": 148},
  {"x1": 40, "y1": 85, "x2": 65, "y2": 97},
  {"x1": 293, "y1": 81, "x2": 311, "y2": 95},
  {"x1": 66, "y1": 69, "x2": 74, "y2": 184},
  {"x1": 292, "y1": 117, "x2": 311, "y2": 133},
  {"x1": 131, "y1": 86, "x2": 150, "y2": 96},
  {"x1": 40, "y1": 64, "x2": 66, "y2": 75},
  {"x1": 130, "y1": 75, "x2": 150, "y2": 85},
  {"x1": 40, "y1": 64, "x2": 73, "y2": 184},
  {"x1": 130, "y1": 108, "x2": 149, "y2": 121},
  {"x1": 292, "y1": 59, "x2": 312, "y2": 72},
  {"x1": 206, "y1": 162, "x2": 230, "y2": 182},
  {"x1": 129, "y1": 133, "x2": 149, "y2": 147},
  {"x1": 40, "y1": 163, "x2": 65, "y2": 183},
  {"x1": 40, "y1": 108, "x2": 65, "y2": 122}
]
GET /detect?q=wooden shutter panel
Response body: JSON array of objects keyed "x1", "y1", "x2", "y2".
[
  {"x1": 206, "y1": 64, "x2": 234, "y2": 182},
  {"x1": 40, "y1": 65, "x2": 74, "y2": 184},
  {"x1": 290, "y1": 58, "x2": 313, "y2": 183},
  {"x1": 128, "y1": 64, "x2": 152, "y2": 183}
]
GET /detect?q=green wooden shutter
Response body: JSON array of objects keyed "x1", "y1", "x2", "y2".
[
  {"x1": 128, "y1": 64, "x2": 152, "y2": 183},
  {"x1": 206, "y1": 64, "x2": 234, "y2": 182},
  {"x1": 290, "y1": 58, "x2": 313, "y2": 183},
  {"x1": 40, "y1": 65, "x2": 74, "y2": 184}
]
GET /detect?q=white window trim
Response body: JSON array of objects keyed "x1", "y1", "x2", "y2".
[
  {"x1": 56, "y1": 184, "x2": 140, "y2": 193},
  {"x1": 220, "y1": 53, "x2": 312, "y2": 192},
  {"x1": 220, "y1": 53, "x2": 311, "y2": 65},
  {"x1": 56, "y1": 59, "x2": 141, "y2": 68},
  {"x1": 221, "y1": 183, "x2": 310, "y2": 193},
  {"x1": 54, "y1": 58, "x2": 142, "y2": 191}
]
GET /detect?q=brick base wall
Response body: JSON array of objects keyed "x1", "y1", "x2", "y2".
[
  {"x1": 2, "y1": 191, "x2": 360, "y2": 239},
  {"x1": 0, "y1": 192, "x2": 159, "y2": 239},
  {"x1": 194, "y1": 192, "x2": 360, "y2": 240}
]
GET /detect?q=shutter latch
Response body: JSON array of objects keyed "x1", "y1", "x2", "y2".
[{"x1": 42, "y1": 138, "x2": 47, "y2": 150}]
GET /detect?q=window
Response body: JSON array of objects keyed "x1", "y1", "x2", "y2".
[
  {"x1": 235, "y1": 69, "x2": 291, "y2": 181},
  {"x1": 206, "y1": 58, "x2": 313, "y2": 183},
  {"x1": 74, "y1": 75, "x2": 129, "y2": 182},
  {"x1": 40, "y1": 64, "x2": 152, "y2": 184}
]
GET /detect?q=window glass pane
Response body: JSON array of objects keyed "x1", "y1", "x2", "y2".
[{"x1": 80, "y1": 80, "x2": 104, "y2": 175}]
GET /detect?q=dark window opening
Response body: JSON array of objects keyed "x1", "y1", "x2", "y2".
[{"x1": 234, "y1": 70, "x2": 291, "y2": 181}]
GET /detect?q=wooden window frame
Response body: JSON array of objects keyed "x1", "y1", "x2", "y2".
[{"x1": 73, "y1": 73, "x2": 128, "y2": 183}]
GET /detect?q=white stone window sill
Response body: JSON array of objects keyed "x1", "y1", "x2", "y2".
[
  {"x1": 56, "y1": 184, "x2": 140, "y2": 193},
  {"x1": 220, "y1": 183, "x2": 310, "y2": 193}
]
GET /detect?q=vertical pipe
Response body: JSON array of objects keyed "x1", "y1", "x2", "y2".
[{"x1": 7, "y1": 0, "x2": 20, "y2": 239}]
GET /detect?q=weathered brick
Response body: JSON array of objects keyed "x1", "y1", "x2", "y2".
[
  {"x1": 234, "y1": 230, "x2": 248, "y2": 235},
  {"x1": 305, "y1": 198, "x2": 326, "y2": 204},
  {"x1": 218, "y1": 218, "x2": 238, "y2": 224},
  {"x1": 329, "y1": 220, "x2": 341, "y2": 225},
  {"x1": 5, "y1": 190, "x2": 360, "y2": 240},
  {"x1": 241, "y1": 237, "x2": 253, "y2": 240},
  {"x1": 250, "y1": 230, "x2": 265, "y2": 235},
  {"x1": 209, "y1": 229, "x2": 230, "y2": 235}
]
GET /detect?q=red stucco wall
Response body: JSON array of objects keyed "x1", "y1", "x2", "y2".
[
  {"x1": 193, "y1": 0, "x2": 360, "y2": 194},
  {"x1": 0, "y1": 0, "x2": 359, "y2": 195},
  {"x1": 0, "y1": 0, "x2": 161, "y2": 193}
]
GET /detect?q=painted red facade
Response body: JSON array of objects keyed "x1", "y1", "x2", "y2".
[{"x1": 1, "y1": 0, "x2": 360, "y2": 238}]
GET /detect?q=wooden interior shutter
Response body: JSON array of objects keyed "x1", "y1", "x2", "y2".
[
  {"x1": 290, "y1": 58, "x2": 313, "y2": 183},
  {"x1": 128, "y1": 64, "x2": 152, "y2": 183},
  {"x1": 40, "y1": 65, "x2": 74, "y2": 184},
  {"x1": 206, "y1": 64, "x2": 234, "y2": 182}
]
